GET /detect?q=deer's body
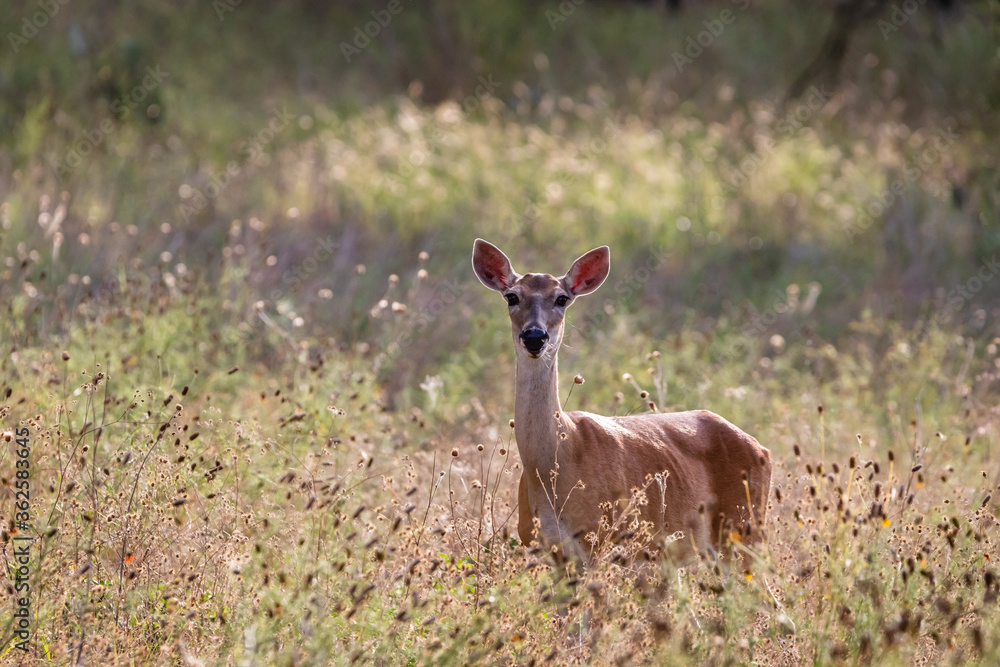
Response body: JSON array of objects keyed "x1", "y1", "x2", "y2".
[{"x1": 473, "y1": 240, "x2": 772, "y2": 562}]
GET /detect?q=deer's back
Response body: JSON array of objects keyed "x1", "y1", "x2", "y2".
[{"x1": 563, "y1": 409, "x2": 770, "y2": 541}]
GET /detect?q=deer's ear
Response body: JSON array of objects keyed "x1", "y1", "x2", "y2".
[
  {"x1": 472, "y1": 239, "x2": 519, "y2": 291},
  {"x1": 564, "y1": 246, "x2": 610, "y2": 296}
]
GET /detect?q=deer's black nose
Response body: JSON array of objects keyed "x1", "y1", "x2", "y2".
[{"x1": 520, "y1": 328, "x2": 548, "y2": 354}]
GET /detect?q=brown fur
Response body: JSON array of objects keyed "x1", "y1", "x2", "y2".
[
  {"x1": 518, "y1": 410, "x2": 771, "y2": 559},
  {"x1": 473, "y1": 239, "x2": 772, "y2": 564}
]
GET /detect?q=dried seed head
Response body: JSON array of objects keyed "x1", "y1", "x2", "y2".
[
  {"x1": 508, "y1": 419, "x2": 515, "y2": 428},
  {"x1": 640, "y1": 390, "x2": 648, "y2": 399},
  {"x1": 818, "y1": 405, "x2": 824, "y2": 415},
  {"x1": 418, "y1": 251, "x2": 429, "y2": 262},
  {"x1": 61, "y1": 351, "x2": 70, "y2": 361},
  {"x1": 622, "y1": 373, "x2": 632, "y2": 382},
  {"x1": 451, "y1": 449, "x2": 458, "y2": 457},
  {"x1": 388, "y1": 274, "x2": 399, "y2": 285},
  {"x1": 574, "y1": 374, "x2": 584, "y2": 385},
  {"x1": 477, "y1": 444, "x2": 484, "y2": 452}
]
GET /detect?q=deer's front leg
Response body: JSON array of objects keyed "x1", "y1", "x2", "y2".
[
  {"x1": 517, "y1": 473, "x2": 535, "y2": 547},
  {"x1": 518, "y1": 476, "x2": 588, "y2": 563}
]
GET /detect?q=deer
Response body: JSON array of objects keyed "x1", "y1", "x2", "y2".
[{"x1": 472, "y1": 239, "x2": 772, "y2": 566}]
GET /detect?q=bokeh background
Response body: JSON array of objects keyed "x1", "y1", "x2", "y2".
[{"x1": 2, "y1": 1, "x2": 1000, "y2": 664}]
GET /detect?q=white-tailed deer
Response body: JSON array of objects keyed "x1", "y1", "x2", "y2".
[{"x1": 472, "y1": 239, "x2": 772, "y2": 564}]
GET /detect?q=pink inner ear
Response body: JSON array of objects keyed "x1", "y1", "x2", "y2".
[
  {"x1": 572, "y1": 255, "x2": 603, "y2": 291},
  {"x1": 486, "y1": 260, "x2": 507, "y2": 287},
  {"x1": 477, "y1": 249, "x2": 510, "y2": 288}
]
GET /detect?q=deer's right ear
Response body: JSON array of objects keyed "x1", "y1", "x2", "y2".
[
  {"x1": 472, "y1": 239, "x2": 518, "y2": 291},
  {"x1": 564, "y1": 246, "x2": 610, "y2": 296}
]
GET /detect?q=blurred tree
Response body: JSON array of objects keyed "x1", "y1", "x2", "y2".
[{"x1": 787, "y1": 0, "x2": 966, "y2": 100}]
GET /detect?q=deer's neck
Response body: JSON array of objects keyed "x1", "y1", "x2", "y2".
[{"x1": 514, "y1": 352, "x2": 565, "y2": 479}]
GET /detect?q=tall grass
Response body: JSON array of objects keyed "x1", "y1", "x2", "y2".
[
  {"x1": 2, "y1": 0, "x2": 999, "y2": 663},
  {"x1": 2, "y1": 232, "x2": 999, "y2": 663}
]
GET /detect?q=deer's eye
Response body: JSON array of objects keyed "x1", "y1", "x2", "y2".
[
  {"x1": 505, "y1": 293, "x2": 519, "y2": 306},
  {"x1": 555, "y1": 295, "x2": 570, "y2": 307}
]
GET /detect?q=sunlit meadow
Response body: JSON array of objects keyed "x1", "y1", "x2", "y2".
[{"x1": 2, "y1": 1, "x2": 1000, "y2": 664}]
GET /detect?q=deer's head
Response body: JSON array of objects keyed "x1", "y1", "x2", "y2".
[{"x1": 472, "y1": 239, "x2": 610, "y2": 359}]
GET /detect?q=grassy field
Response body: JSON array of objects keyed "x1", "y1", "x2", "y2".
[{"x1": 2, "y1": 0, "x2": 1000, "y2": 664}]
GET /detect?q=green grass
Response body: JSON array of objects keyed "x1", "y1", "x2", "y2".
[
  {"x1": 2, "y1": 0, "x2": 1000, "y2": 663},
  {"x1": 3, "y1": 259, "x2": 1000, "y2": 664}
]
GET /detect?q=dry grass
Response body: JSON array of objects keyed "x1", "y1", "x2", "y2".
[
  {"x1": 1, "y1": 251, "x2": 998, "y2": 665},
  {"x1": 1, "y1": 4, "x2": 998, "y2": 661}
]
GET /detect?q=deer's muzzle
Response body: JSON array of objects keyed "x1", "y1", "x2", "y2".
[{"x1": 519, "y1": 328, "x2": 549, "y2": 355}]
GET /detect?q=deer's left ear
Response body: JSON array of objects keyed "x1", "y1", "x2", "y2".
[
  {"x1": 473, "y1": 238, "x2": 520, "y2": 291},
  {"x1": 563, "y1": 246, "x2": 610, "y2": 296}
]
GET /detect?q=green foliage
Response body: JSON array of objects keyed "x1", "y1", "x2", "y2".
[{"x1": 1, "y1": 0, "x2": 999, "y2": 663}]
